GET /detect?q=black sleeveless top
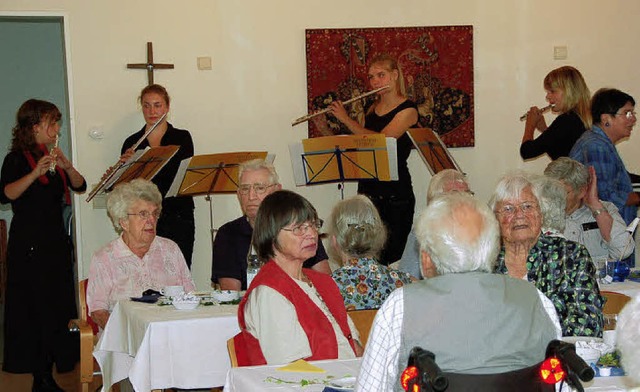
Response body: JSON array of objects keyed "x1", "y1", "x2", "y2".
[{"x1": 358, "y1": 99, "x2": 418, "y2": 198}]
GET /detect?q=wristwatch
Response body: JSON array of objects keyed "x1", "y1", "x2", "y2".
[{"x1": 591, "y1": 207, "x2": 605, "y2": 217}]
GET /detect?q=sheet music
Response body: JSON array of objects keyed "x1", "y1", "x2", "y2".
[
  {"x1": 386, "y1": 137, "x2": 398, "y2": 181},
  {"x1": 104, "y1": 148, "x2": 149, "y2": 190},
  {"x1": 166, "y1": 157, "x2": 192, "y2": 198}
]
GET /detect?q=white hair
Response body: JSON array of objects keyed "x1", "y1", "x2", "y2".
[
  {"x1": 415, "y1": 193, "x2": 500, "y2": 274},
  {"x1": 617, "y1": 296, "x2": 640, "y2": 383}
]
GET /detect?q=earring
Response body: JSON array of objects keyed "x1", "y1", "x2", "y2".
[{"x1": 605, "y1": 122, "x2": 610, "y2": 127}]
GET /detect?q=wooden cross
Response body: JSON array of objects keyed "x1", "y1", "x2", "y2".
[{"x1": 127, "y1": 42, "x2": 174, "y2": 85}]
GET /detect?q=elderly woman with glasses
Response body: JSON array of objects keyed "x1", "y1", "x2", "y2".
[
  {"x1": 490, "y1": 172, "x2": 604, "y2": 337},
  {"x1": 329, "y1": 195, "x2": 413, "y2": 311},
  {"x1": 234, "y1": 190, "x2": 362, "y2": 365},
  {"x1": 87, "y1": 179, "x2": 195, "y2": 329}
]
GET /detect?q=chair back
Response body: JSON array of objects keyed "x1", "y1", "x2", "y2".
[
  {"x1": 227, "y1": 337, "x2": 238, "y2": 368},
  {"x1": 347, "y1": 308, "x2": 378, "y2": 347},
  {"x1": 79, "y1": 279, "x2": 100, "y2": 335}
]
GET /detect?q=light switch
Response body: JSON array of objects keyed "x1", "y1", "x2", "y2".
[
  {"x1": 197, "y1": 57, "x2": 212, "y2": 70},
  {"x1": 553, "y1": 46, "x2": 568, "y2": 60}
]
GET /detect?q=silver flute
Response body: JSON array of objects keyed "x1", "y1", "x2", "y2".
[
  {"x1": 49, "y1": 134, "x2": 59, "y2": 173},
  {"x1": 519, "y1": 104, "x2": 554, "y2": 121}
]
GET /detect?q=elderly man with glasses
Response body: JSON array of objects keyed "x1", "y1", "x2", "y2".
[{"x1": 211, "y1": 159, "x2": 331, "y2": 291}]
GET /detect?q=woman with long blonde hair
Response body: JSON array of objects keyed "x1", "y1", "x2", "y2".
[
  {"x1": 520, "y1": 65, "x2": 591, "y2": 160},
  {"x1": 329, "y1": 53, "x2": 419, "y2": 265}
]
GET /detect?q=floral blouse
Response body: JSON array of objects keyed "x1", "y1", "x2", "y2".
[
  {"x1": 331, "y1": 257, "x2": 413, "y2": 311},
  {"x1": 495, "y1": 233, "x2": 604, "y2": 337}
]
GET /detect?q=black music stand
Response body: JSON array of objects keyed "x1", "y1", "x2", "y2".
[
  {"x1": 289, "y1": 134, "x2": 397, "y2": 199},
  {"x1": 166, "y1": 151, "x2": 272, "y2": 247},
  {"x1": 407, "y1": 128, "x2": 462, "y2": 175},
  {"x1": 100, "y1": 145, "x2": 179, "y2": 194}
]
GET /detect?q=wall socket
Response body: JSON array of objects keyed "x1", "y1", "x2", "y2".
[{"x1": 553, "y1": 46, "x2": 568, "y2": 60}]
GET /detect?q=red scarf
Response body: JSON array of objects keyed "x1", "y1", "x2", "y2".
[{"x1": 23, "y1": 144, "x2": 70, "y2": 204}]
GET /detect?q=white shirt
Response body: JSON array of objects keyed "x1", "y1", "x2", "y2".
[
  {"x1": 355, "y1": 286, "x2": 561, "y2": 391},
  {"x1": 244, "y1": 279, "x2": 359, "y2": 365}
]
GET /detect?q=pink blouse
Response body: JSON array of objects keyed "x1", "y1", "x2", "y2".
[{"x1": 87, "y1": 235, "x2": 195, "y2": 313}]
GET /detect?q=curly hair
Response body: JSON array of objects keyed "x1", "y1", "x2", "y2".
[
  {"x1": 106, "y1": 179, "x2": 162, "y2": 233},
  {"x1": 11, "y1": 99, "x2": 61, "y2": 155}
]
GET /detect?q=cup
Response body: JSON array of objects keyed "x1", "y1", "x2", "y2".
[
  {"x1": 161, "y1": 285, "x2": 184, "y2": 297},
  {"x1": 603, "y1": 330, "x2": 617, "y2": 347}
]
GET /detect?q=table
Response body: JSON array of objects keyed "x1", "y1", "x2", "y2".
[
  {"x1": 599, "y1": 280, "x2": 640, "y2": 298},
  {"x1": 94, "y1": 300, "x2": 240, "y2": 391},
  {"x1": 224, "y1": 358, "x2": 636, "y2": 391},
  {"x1": 224, "y1": 358, "x2": 361, "y2": 391}
]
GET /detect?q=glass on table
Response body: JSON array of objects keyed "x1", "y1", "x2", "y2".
[{"x1": 603, "y1": 313, "x2": 618, "y2": 331}]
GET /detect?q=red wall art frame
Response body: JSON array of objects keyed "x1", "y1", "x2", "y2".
[{"x1": 305, "y1": 26, "x2": 474, "y2": 148}]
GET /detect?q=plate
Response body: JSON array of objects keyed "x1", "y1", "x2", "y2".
[{"x1": 328, "y1": 376, "x2": 356, "y2": 391}]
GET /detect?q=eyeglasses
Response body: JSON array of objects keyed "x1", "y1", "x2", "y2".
[
  {"x1": 127, "y1": 210, "x2": 161, "y2": 220},
  {"x1": 237, "y1": 183, "x2": 275, "y2": 195},
  {"x1": 613, "y1": 111, "x2": 637, "y2": 120},
  {"x1": 281, "y1": 220, "x2": 323, "y2": 236},
  {"x1": 496, "y1": 202, "x2": 539, "y2": 217}
]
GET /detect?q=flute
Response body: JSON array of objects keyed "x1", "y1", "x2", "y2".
[
  {"x1": 291, "y1": 85, "x2": 390, "y2": 126},
  {"x1": 519, "y1": 104, "x2": 554, "y2": 121},
  {"x1": 49, "y1": 134, "x2": 59, "y2": 174},
  {"x1": 86, "y1": 112, "x2": 167, "y2": 202}
]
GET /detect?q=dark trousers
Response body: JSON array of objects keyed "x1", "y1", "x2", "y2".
[{"x1": 364, "y1": 193, "x2": 415, "y2": 265}]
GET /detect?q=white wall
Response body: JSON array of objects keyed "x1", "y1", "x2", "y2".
[{"x1": 2, "y1": 0, "x2": 639, "y2": 290}]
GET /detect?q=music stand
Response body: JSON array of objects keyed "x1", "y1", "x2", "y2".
[
  {"x1": 166, "y1": 151, "x2": 272, "y2": 247},
  {"x1": 101, "y1": 145, "x2": 179, "y2": 194},
  {"x1": 407, "y1": 128, "x2": 462, "y2": 175},
  {"x1": 289, "y1": 134, "x2": 398, "y2": 199}
]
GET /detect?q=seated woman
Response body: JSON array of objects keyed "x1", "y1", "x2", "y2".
[
  {"x1": 328, "y1": 195, "x2": 413, "y2": 310},
  {"x1": 490, "y1": 172, "x2": 604, "y2": 337},
  {"x1": 236, "y1": 190, "x2": 362, "y2": 365},
  {"x1": 87, "y1": 179, "x2": 195, "y2": 329}
]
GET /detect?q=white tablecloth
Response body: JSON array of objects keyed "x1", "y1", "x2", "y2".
[
  {"x1": 224, "y1": 358, "x2": 361, "y2": 391},
  {"x1": 599, "y1": 280, "x2": 640, "y2": 298},
  {"x1": 223, "y1": 357, "x2": 636, "y2": 392},
  {"x1": 94, "y1": 300, "x2": 240, "y2": 391}
]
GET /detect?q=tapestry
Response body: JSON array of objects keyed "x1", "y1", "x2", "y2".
[{"x1": 304, "y1": 26, "x2": 474, "y2": 147}]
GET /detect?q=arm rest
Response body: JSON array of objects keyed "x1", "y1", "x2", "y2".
[{"x1": 68, "y1": 319, "x2": 96, "y2": 383}]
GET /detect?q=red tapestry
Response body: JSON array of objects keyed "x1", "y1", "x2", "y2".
[{"x1": 305, "y1": 26, "x2": 474, "y2": 147}]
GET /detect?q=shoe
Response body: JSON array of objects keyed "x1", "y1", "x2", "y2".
[{"x1": 32, "y1": 372, "x2": 64, "y2": 392}]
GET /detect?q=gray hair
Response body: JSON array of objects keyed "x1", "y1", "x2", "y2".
[
  {"x1": 415, "y1": 193, "x2": 500, "y2": 274},
  {"x1": 427, "y1": 169, "x2": 469, "y2": 204},
  {"x1": 326, "y1": 195, "x2": 387, "y2": 263},
  {"x1": 544, "y1": 157, "x2": 589, "y2": 192},
  {"x1": 617, "y1": 297, "x2": 640, "y2": 383},
  {"x1": 532, "y1": 176, "x2": 567, "y2": 233},
  {"x1": 106, "y1": 179, "x2": 162, "y2": 233},
  {"x1": 488, "y1": 171, "x2": 538, "y2": 211},
  {"x1": 238, "y1": 158, "x2": 279, "y2": 184}
]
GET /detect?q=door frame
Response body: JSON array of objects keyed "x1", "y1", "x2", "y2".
[{"x1": 0, "y1": 10, "x2": 84, "y2": 275}]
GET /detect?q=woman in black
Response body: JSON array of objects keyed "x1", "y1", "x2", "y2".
[
  {"x1": 0, "y1": 99, "x2": 86, "y2": 391},
  {"x1": 120, "y1": 84, "x2": 195, "y2": 268},
  {"x1": 330, "y1": 54, "x2": 419, "y2": 265},
  {"x1": 520, "y1": 66, "x2": 591, "y2": 160}
]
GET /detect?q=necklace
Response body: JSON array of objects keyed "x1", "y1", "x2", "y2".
[{"x1": 298, "y1": 272, "x2": 313, "y2": 288}]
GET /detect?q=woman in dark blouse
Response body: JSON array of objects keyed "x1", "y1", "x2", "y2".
[
  {"x1": 520, "y1": 66, "x2": 591, "y2": 160},
  {"x1": 120, "y1": 84, "x2": 195, "y2": 268},
  {"x1": 329, "y1": 54, "x2": 419, "y2": 265},
  {"x1": 0, "y1": 99, "x2": 86, "y2": 391}
]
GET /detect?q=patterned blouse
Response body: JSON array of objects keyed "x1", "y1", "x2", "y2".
[
  {"x1": 495, "y1": 233, "x2": 604, "y2": 337},
  {"x1": 331, "y1": 257, "x2": 413, "y2": 311}
]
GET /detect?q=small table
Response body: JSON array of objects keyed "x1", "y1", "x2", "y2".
[
  {"x1": 94, "y1": 300, "x2": 240, "y2": 391},
  {"x1": 224, "y1": 358, "x2": 361, "y2": 391}
]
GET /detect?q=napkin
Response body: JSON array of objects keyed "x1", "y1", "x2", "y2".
[{"x1": 276, "y1": 359, "x2": 326, "y2": 373}]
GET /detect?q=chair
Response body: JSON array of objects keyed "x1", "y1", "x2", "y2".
[
  {"x1": 347, "y1": 309, "x2": 378, "y2": 347},
  {"x1": 601, "y1": 291, "x2": 631, "y2": 330},
  {"x1": 68, "y1": 279, "x2": 104, "y2": 392},
  {"x1": 227, "y1": 337, "x2": 238, "y2": 368}
]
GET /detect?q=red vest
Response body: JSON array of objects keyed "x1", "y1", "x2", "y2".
[{"x1": 235, "y1": 260, "x2": 355, "y2": 366}]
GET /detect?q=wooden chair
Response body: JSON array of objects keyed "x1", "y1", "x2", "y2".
[
  {"x1": 347, "y1": 309, "x2": 378, "y2": 347},
  {"x1": 227, "y1": 337, "x2": 238, "y2": 368},
  {"x1": 601, "y1": 291, "x2": 631, "y2": 330},
  {"x1": 68, "y1": 279, "x2": 105, "y2": 392}
]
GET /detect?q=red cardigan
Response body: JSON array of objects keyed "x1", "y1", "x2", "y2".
[{"x1": 235, "y1": 260, "x2": 355, "y2": 366}]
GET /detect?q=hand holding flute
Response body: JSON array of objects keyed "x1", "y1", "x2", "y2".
[{"x1": 519, "y1": 104, "x2": 554, "y2": 121}]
